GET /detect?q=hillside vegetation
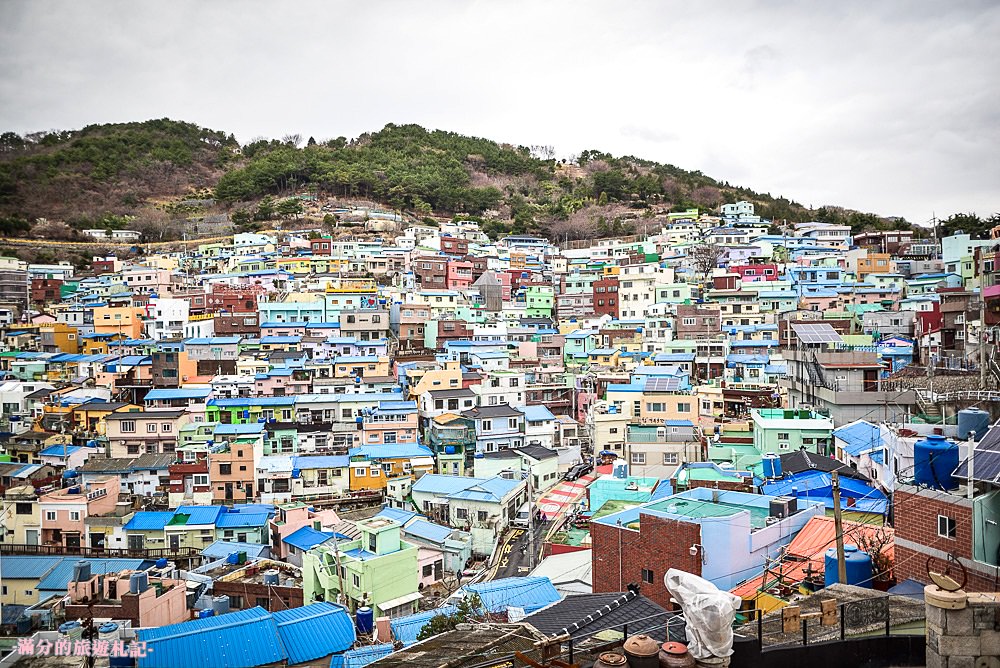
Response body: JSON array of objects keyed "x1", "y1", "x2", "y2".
[{"x1": 0, "y1": 118, "x2": 938, "y2": 242}]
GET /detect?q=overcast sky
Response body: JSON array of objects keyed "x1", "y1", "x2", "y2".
[{"x1": 1, "y1": 0, "x2": 997, "y2": 222}]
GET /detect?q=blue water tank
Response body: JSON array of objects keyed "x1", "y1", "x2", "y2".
[
  {"x1": 226, "y1": 552, "x2": 240, "y2": 565},
  {"x1": 958, "y1": 409, "x2": 991, "y2": 441},
  {"x1": 914, "y1": 434, "x2": 959, "y2": 490},
  {"x1": 761, "y1": 453, "x2": 782, "y2": 479},
  {"x1": 356, "y1": 606, "x2": 374, "y2": 634},
  {"x1": 155, "y1": 557, "x2": 168, "y2": 569},
  {"x1": 613, "y1": 461, "x2": 628, "y2": 479},
  {"x1": 292, "y1": 468, "x2": 301, "y2": 479},
  {"x1": 444, "y1": 446, "x2": 456, "y2": 455},
  {"x1": 62, "y1": 470, "x2": 79, "y2": 479},
  {"x1": 824, "y1": 544, "x2": 873, "y2": 588},
  {"x1": 199, "y1": 609, "x2": 214, "y2": 619}
]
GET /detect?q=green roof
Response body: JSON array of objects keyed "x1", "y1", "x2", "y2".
[{"x1": 640, "y1": 497, "x2": 770, "y2": 529}]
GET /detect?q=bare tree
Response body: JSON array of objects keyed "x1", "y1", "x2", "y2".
[
  {"x1": 689, "y1": 242, "x2": 725, "y2": 280},
  {"x1": 282, "y1": 133, "x2": 303, "y2": 148}
]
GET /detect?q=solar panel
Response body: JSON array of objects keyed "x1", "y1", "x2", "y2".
[
  {"x1": 644, "y1": 377, "x2": 682, "y2": 392},
  {"x1": 790, "y1": 322, "x2": 843, "y2": 345},
  {"x1": 954, "y1": 450, "x2": 1000, "y2": 483}
]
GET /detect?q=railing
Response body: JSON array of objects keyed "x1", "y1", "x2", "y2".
[{"x1": 0, "y1": 542, "x2": 201, "y2": 560}]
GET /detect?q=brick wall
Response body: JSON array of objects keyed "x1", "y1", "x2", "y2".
[
  {"x1": 892, "y1": 486, "x2": 999, "y2": 591},
  {"x1": 591, "y1": 514, "x2": 701, "y2": 610}
]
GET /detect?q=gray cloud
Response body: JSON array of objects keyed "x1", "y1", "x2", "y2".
[{"x1": 0, "y1": 0, "x2": 997, "y2": 222}]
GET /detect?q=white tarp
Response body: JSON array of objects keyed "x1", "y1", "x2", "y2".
[{"x1": 665, "y1": 569, "x2": 741, "y2": 659}]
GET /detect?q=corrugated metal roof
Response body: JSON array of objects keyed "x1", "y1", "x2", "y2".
[
  {"x1": 38, "y1": 558, "x2": 150, "y2": 592},
  {"x1": 173, "y1": 505, "x2": 224, "y2": 526},
  {"x1": 124, "y1": 511, "x2": 174, "y2": 531},
  {"x1": 137, "y1": 607, "x2": 286, "y2": 668},
  {"x1": 403, "y1": 519, "x2": 453, "y2": 545},
  {"x1": 330, "y1": 644, "x2": 394, "y2": 668},
  {"x1": 283, "y1": 526, "x2": 337, "y2": 552},
  {"x1": 465, "y1": 576, "x2": 561, "y2": 614},
  {"x1": 201, "y1": 541, "x2": 270, "y2": 560},
  {"x1": 216, "y1": 512, "x2": 269, "y2": 528},
  {"x1": 390, "y1": 605, "x2": 457, "y2": 645},
  {"x1": 0, "y1": 556, "x2": 65, "y2": 580},
  {"x1": 272, "y1": 602, "x2": 355, "y2": 664}
]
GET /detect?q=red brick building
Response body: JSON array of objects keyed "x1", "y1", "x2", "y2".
[
  {"x1": 591, "y1": 513, "x2": 701, "y2": 610},
  {"x1": 441, "y1": 236, "x2": 470, "y2": 257},
  {"x1": 310, "y1": 237, "x2": 333, "y2": 255},
  {"x1": 593, "y1": 277, "x2": 619, "y2": 318},
  {"x1": 413, "y1": 257, "x2": 448, "y2": 288},
  {"x1": 675, "y1": 304, "x2": 721, "y2": 339},
  {"x1": 208, "y1": 284, "x2": 266, "y2": 314},
  {"x1": 31, "y1": 277, "x2": 63, "y2": 304},
  {"x1": 892, "y1": 485, "x2": 995, "y2": 592}
]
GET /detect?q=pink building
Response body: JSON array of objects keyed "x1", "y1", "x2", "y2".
[
  {"x1": 446, "y1": 260, "x2": 474, "y2": 290},
  {"x1": 360, "y1": 401, "x2": 419, "y2": 446},
  {"x1": 268, "y1": 502, "x2": 342, "y2": 559},
  {"x1": 40, "y1": 476, "x2": 120, "y2": 549},
  {"x1": 65, "y1": 569, "x2": 189, "y2": 628}
]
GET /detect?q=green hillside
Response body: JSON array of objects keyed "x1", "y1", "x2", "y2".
[{"x1": 0, "y1": 118, "x2": 923, "y2": 241}]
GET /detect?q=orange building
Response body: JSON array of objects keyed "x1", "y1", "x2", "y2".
[{"x1": 93, "y1": 305, "x2": 146, "y2": 340}]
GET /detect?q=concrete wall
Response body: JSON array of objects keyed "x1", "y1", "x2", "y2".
[{"x1": 925, "y1": 587, "x2": 1000, "y2": 667}]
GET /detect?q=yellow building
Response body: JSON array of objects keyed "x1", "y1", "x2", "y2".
[{"x1": 93, "y1": 305, "x2": 145, "y2": 340}]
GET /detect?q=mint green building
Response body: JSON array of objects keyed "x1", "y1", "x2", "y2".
[
  {"x1": 524, "y1": 285, "x2": 554, "y2": 318},
  {"x1": 751, "y1": 408, "x2": 834, "y2": 457},
  {"x1": 303, "y1": 517, "x2": 420, "y2": 617}
]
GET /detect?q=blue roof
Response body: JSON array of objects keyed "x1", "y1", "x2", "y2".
[
  {"x1": 202, "y1": 541, "x2": 270, "y2": 560},
  {"x1": 521, "y1": 405, "x2": 555, "y2": 422},
  {"x1": 329, "y1": 643, "x2": 394, "y2": 668},
  {"x1": 833, "y1": 420, "x2": 882, "y2": 457},
  {"x1": 389, "y1": 606, "x2": 457, "y2": 646},
  {"x1": 39, "y1": 558, "x2": 150, "y2": 592},
  {"x1": 411, "y1": 474, "x2": 521, "y2": 502},
  {"x1": 0, "y1": 555, "x2": 66, "y2": 580},
  {"x1": 374, "y1": 506, "x2": 420, "y2": 526},
  {"x1": 465, "y1": 576, "x2": 561, "y2": 614},
  {"x1": 284, "y1": 526, "x2": 338, "y2": 552},
  {"x1": 215, "y1": 422, "x2": 267, "y2": 435},
  {"x1": 216, "y1": 512, "x2": 269, "y2": 528},
  {"x1": 273, "y1": 602, "x2": 355, "y2": 664},
  {"x1": 349, "y1": 444, "x2": 434, "y2": 460},
  {"x1": 173, "y1": 505, "x2": 224, "y2": 525},
  {"x1": 293, "y1": 455, "x2": 351, "y2": 469},
  {"x1": 124, "y1": 511, "x2": 175, "y2": 531},
  {"x1": 137, "y1": 606, "x2": 285, "y2": 668},
  {"x1": 403, "y1": 519, "x2": 453, "y2": 544},
  {"x1": 145, "y1": 388, "x2": 212, "y2": 401},
  {"x1": 39, "y1": 444, "x2": 83, "y2": 457},
  {"x1": 184, "y1": 336, "x2": 242, "y2": 345}
]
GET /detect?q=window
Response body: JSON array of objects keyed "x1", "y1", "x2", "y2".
[
  {"x1": 352, "y1": 574, "x2": 361, "y2": 587},
  {"x1": 663, "y1": 453, "x2": 679, "y2": 465},
  {"x1": 508, "y1": 418, "x2": 518, "y2": 430},
  {"x1": 677, "y1": 403, "x2": 691, "y2": 413},
  {"x1": 15, "y1": 502, "x2": 31, "y2": 515},
  {"x1": 777, "y1": 433, "x2": 790, "y2": 441},
  {"x1": 219, "y1": 463, "x2": 232, "y2": 475},
  {"x1": 938, "y1": 515, "x2": 957, "y2": 539},
  {"x1": 121, "y1": 420, "x2": 136, "y2": 433},
  {"x1": 355, "y1": 468, "x2": 367, "y2": 477},
  {"x1": 70, "y1": 511, "x2": 80, "y2": 521},
  {"x1": 422, "y1": 564, "x2": 433, "y2": 577},
  {"x1": 478, "y1": 510, "x2": 488, "y2": 522},
  {"x1": 162, "y1": 423, "x2": 172, "y2": 433},
  {"x1": 230, "y1": 595, "x2": 243, "y2": 609},
  {"x1": 482, "y1": 420, "x2": 492, "y2": 431},
  {"x1": 456, "y1": 508, "x2": 468, "y2": 520},
  {"x1": 630, "y1": 452, "x2": 645, "y2": 465},
  {"x1": 642, "y1": 568, "x2": 654, "y2": 584},
  {"x1": 193, "y1": 475, "x2": 209, "y2": 486},
  {"x1": 45, "y1": 511, "x2": 56, "y2": 521}
]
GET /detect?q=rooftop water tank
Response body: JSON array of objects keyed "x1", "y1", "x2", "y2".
[
  {"x1": 155, "y1": 557, "x2": 168, "y2": 569},
  {"x1": 356, "y1": 606, "x2": 374, "y2": 634},
  {"x1": 958, "y1": 408, "x2": 990, "y2": 442},
  {"x1": 73, "y1": 561, "x2": 91, "y2": 583},
  {"x1": 761, "y1": 453, "x2": 782, "y2": 479},
  {"x1": 914, "y1": 434, "x2": 959, "y2": 490},
  {"x1": 212, "y1": 595, "x2": 230, "y2": 615},
  {"x1": 98, "y1": 623, "x2": 119, "y2": 641},
  {"x1": 129, "y1": 572, "x2": 148, "y2": 594},
  {"x1": 199, "y1": 609, "x2": 214, "y2": 619},
  {"x1": 824, "y1": 544, "x2": 873, "y2": 588},
  {"x1": 58, "y1": 621, "x2": 83, "y2": 640},
  {"x1": 262, "y1": 569, "x2": 280, "y2": 586}
]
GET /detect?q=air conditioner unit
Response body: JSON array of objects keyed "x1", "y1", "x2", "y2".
[{"x1": 769, "y1": 496, "x2": 797, "y2": 519}]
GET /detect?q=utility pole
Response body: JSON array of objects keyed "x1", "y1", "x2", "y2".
[
  {"x1": 526, "y1": 466, "x2": 535, "y2": 570},
  {"x1": 831, "y1": 471, "x2": 847, "y2": 584},
  {"x1": 980, "y1": 289, "x2": 989, "y2": 389}
]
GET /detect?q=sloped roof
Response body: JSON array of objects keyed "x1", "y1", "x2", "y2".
[
  {"x1": 465, "y1": 576, "x2": 561, "y2": 614},
  {"x1": 272, "y1": 602, "x2": 355, "y2": 664},
  {"x1": 137, "y1": 606, "x2": 285, "y2": 668}
]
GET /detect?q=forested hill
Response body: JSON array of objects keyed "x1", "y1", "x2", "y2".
[{"x1": 0, "y1": 118, "x2": 925, "y2": 241}]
